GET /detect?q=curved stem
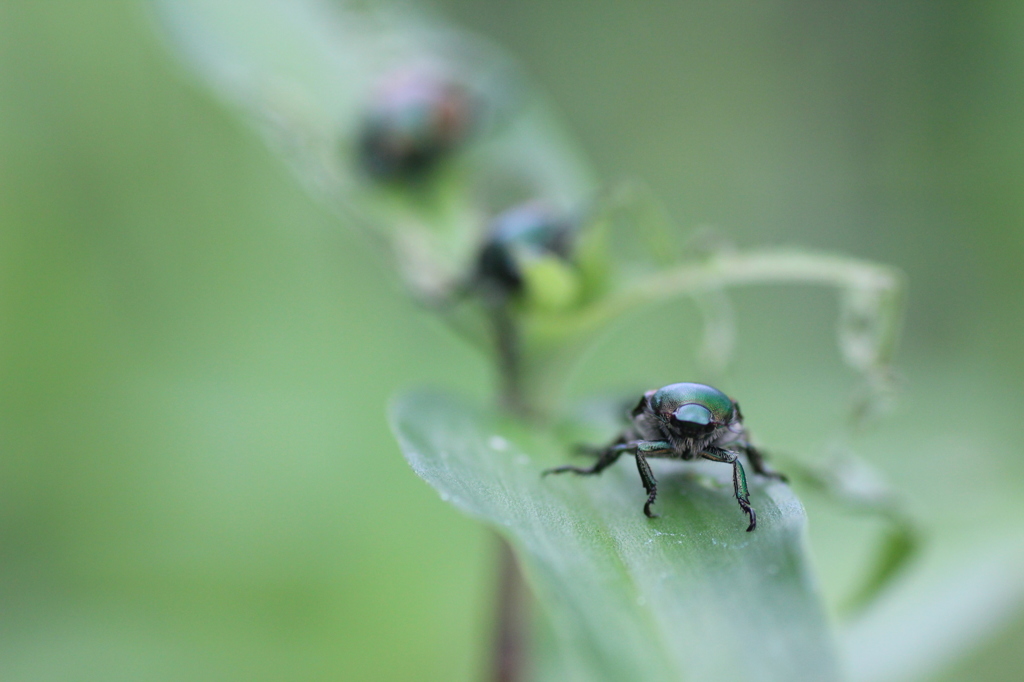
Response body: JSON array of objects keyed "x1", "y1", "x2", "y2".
[
  {"x1": 561, "y1": 250, "x2": 904, "y2": 338},
  {"x1": 519, "y1": 249, "x2": 906, "y2": 418}
]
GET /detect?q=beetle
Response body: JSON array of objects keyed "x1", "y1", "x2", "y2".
[
  {"x1": 451, "y1": 202, "x2": 579, "y2": 415},
  {"x1": 544, "y1": 382, "x2": 786, "y2": 531},
  {"x1": 474, "y1": 201, "x2": 575, "y2": 299},
  {"x1": 357, "y1": 68, "x2": 472, "y2": 181}
]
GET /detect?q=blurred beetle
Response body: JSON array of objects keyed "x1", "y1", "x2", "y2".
[
  {"x1": 474, "y1": 201, "x2": 577, "y2": 301},
  {"x1": 358, "y1": 68, "x2": 473, "y2": 181}
]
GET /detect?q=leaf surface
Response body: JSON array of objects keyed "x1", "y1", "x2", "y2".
[{"x1": 392, "y1": 389, "x2": 842, "y2": 682}]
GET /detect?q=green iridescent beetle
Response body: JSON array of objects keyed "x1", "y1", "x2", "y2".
[
  {"x1": 357, "y1": 68, "x2": 473, "y2": 181},
  {"x1": 544, "y1": 382, "x2": 786, "y2": 531},
  {"x1": 474, "y1": 202, "x2": 576, "y2": 299}
]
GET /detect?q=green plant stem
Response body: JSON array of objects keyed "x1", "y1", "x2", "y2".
[
  {"x1": 490, "y1": 536, "x2": 529, "y2": 682},
  {"x1": 492, "y1": 306, "x2": 528, "y2": 418},
  {"x1": 489, "y1": 315, "x2": 533, "y2": 682},
  {"x1": 563, "y1": 250, "x2": 903, "y2": 339}
]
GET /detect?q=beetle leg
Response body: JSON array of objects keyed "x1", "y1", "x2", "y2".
[
  {"x1": 741, "y1": 442, "x2": 788, "y2": 482},
  {"x1": 635, "y1": 440, "x2": 672, "y2": 518},
  {"x1": 634, "y1": 452, "x2": 658, "y2": 518},
  {"x1": 546, "y1": 439, "x2": 673, "y2": 520},
  {"x1": 702, "y1": 446, "x2": 756, "y2": 532},
  {"x1": 542, "y1": 442, "x2": 630, "y2": 477}
]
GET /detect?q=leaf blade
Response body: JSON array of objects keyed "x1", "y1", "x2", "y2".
[{"x1": 392, "y1": 388, "x2": 842, "y2": 682}]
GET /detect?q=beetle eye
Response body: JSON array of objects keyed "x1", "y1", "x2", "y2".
[{"x1": 673, "y1": 403, "x2": 713, "y2": 426}]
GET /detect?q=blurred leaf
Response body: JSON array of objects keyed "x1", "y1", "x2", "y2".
[
  {"x1": 518, "y1": 251, "x2": 580, "y2": 311},
  {"x1": 841, "y1": 536, "x2": 1024, "y2": 682},
  {"x1": 392, "y1": 389, "x2": 842, "y2": 682},
  {"x1": 151, "y1": 0, "x2": 595, "y2": 292},
  {"x1": 841, "y1": 521, "x2": 917, "y2": 611},
  {"x1": 782, "y1": 453, "x2": 919, "y2": 616}
]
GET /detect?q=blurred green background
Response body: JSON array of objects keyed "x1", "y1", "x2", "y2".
[{"x1": 2, "y1": 1, "x2": 1024, "y2": 680}]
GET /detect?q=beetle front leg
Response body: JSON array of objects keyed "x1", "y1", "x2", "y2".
[
  {"x1": 635, "y1": 440, "x2": 672, "y2": 518},
  {"x1": 634, "y1": 452, "x2": 659, "y2": 518},
  {"x1": 542, "y1": 442, "x2": 630, "y2": 477},
  {"x1": 702, "y1": 446, "x2": 756, "y2": 532}
]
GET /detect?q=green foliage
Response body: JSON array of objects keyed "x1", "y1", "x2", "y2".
[{"x1": 146, "y1": 1, "x2": 1024, "y2": 681}]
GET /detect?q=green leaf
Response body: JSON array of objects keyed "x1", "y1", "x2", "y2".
[
  {"x1": 517, "y1": 250, "x2": 582, "y2": 311},
  {"x1": 840, "y1": 535, "x2": 1024, "y2": 682},
  {"x1": 391, "y1": 389, "x2": 842, "y2": 682},
  {"x1": 151, "y1": 0, "x2": 595, "y2": 294}
]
